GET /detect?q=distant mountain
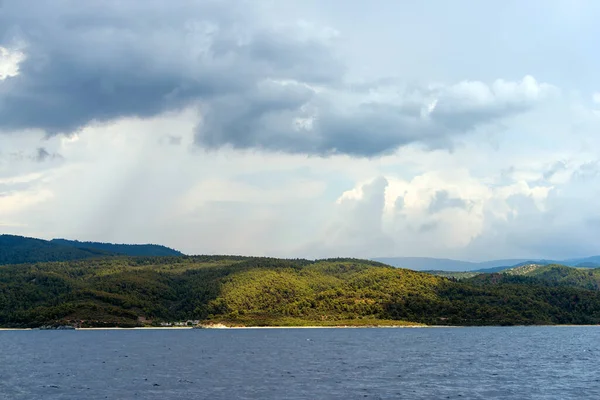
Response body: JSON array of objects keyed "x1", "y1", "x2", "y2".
[
  {"x1": 575, "y1": 261, "x2": 600, "y2": 268},
  {"x1": 373, "y1": 256, "x2": 600, "y2": 272},
  {"x1": 372, "y1": 257, "x2": 477, "y2": 271},
  {"x1": 562, "y1": 256, "x2": 600, "y2": 268},
  {"x1": 0, "y1": 235, "x2": 111, "y2": 266},
  {"x1": 373, "y1": 257, "x2": 534, "y2": 272},
  {"x1": 471, "y1": 259, "x2": 541, "y2": 270},
  {"x1": 51, "y1": 239, "x2": 184, "y2": 257}
]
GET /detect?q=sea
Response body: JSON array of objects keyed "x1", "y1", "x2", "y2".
[{"x1": 1, "y1": 326, "x2": 599, "y2": 399}]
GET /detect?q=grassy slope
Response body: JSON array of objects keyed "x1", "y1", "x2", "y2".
[{"x1": 3, "y1": 257, "x2": 600, "y2": 328}]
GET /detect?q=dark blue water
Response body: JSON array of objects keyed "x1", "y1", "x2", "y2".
[{"x1": 1, "y1": 327, "x2": 599, "y2": 399}]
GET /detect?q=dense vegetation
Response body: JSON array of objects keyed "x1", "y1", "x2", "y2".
[
  {"x1": 51, "y1": 238, "x2": 183, "y2": 257},
  {"x1": 0, "y1": 235, "x2": 184, "y2": 266},
  {"x1": 3, "y1": 256, "x2": 600, "y2": 328},
  {"x1": 468, "y1": 264, "x2": 600, "y2": 291},
  {"x1": 0, "y1": 235, "x2": 111, "y2": 266},
  {"x1": 423, "y1": 270, "x2": 479, "y2": 279}
]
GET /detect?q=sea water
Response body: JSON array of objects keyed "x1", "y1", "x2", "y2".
[{"x1": 1, "y1": 326, "x2": 599, "y2": 399}]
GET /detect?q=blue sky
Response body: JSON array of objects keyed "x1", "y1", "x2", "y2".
[{"x1": 1, "y1": 0, "x2": 599, "y2": 260}]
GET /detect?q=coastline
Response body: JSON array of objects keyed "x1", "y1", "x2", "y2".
[
  {"x1": 76, "y1": 325, "x2": 431, "y2": 330},
  {"x1": 1, "y1": 325, "x2": 431, "y2": 331},
  {"x1": 3, "y1": 324, "x2": 600, "y2": 331}
]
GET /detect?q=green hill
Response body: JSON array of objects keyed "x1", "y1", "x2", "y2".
[
  {"x1": 51, "y1": 239, "x2": 183, "y2": 257},
  {"x1": 428, "y1": 263, "x2": 600, "y2": 289},
  {"x1": 474, "y1": 264, "x2": 600, "y2": 291},
  {"x1": 3, "y1": 256, "x2": 600, "y2": 328},
  {"x1": 0, "y1": 235, "x2": 185, "y2": 266},
  {"x1": 0, "y1": 235, "x2": 112, "y2": 266}
]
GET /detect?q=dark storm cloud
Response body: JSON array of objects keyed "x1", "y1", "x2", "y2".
[
  {"x1": 195, "y1": 77, "x2": 551, "y2": 156},
  {"x1": 1, "y1": 1, "x2": 548, "y2": 156},
  {"x1": 0, "y1": 1, "x2": 340, "y2": 133}
]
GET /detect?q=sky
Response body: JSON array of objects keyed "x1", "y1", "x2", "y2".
[{"x1": 1, "y1": 0, "x2": 599, "y2": 261}]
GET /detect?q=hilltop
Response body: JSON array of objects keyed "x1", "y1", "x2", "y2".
[
  {"x1": 51, "y1": 239, "x2": 183, "y2": 257},
  {"x1": 0, "y1": 235, "x2": 112, "y2": 265},
  {"x1": 0, "y1": 235, "x2": 184, "y2": 266},
  {"x1": 468, "y1": 263, "x2": 600, "y2": 291}
]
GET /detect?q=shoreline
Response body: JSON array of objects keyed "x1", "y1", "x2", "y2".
[
  {"x1": 3, "y1": 324, "x2": 600, "y2": 331},
  {"x1": 0, "y1": 326, "x2": 441, "y2": 331}
]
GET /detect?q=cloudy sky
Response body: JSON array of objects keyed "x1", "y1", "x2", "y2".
[{"x1": 1, "y1": 0, "x2": 599, "y2": 261}]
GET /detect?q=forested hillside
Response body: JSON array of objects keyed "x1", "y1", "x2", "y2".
[
  {"x1": 467, "y1": 264, "x2": 600, "y2": 291},
  {"x1": 0, "y1": 235, "x2": 111, "y2": 266},
  {"x1": 3, "y1": 256, "x2": 600, "y2": 328},
  {"x1": 0, "y1": 235, "x2": 184, "y2": 266},
  {"x1": 51, "y1": 239, "x2": 183, "y2": 257}
]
